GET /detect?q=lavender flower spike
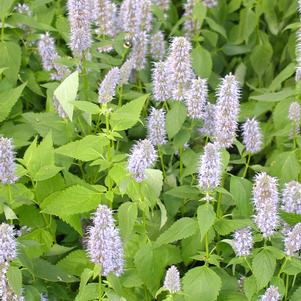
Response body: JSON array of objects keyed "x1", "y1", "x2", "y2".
[
  {"x1": 67, "y1": 0, "x2": 92, "y2": 58},
  {"x1": 0, "y1": 138, "x2": 18, "y2": 185},
  {"x1": 150, "y1": 31, "x2": 166, "y2": 61},
  {"x1": 199, "y1": 103, "x2": 216, "y2": 138},
  {"x1": 38, "y1": 32, "x2": 58, "y2": 71},
  {"x1": 203, "y1": 0, "x2": 218, "y2": 8},
  {"x1": 260, "y1": 285, "x2": 280, "y2": 301},
  {"x1": 130, "y1": 31, "x2": 149, "y2": 71},
  {"x1": 185, "y1": 78, "x2": 208, "y2": 119},
  {"x1": 0, "y1": 223, "x2": 17, "y2": 264},
  {"x1": 214, "y1": 73, "x2": 240, "y2": 148},
  {"x1": 198, "y1": 143, "x2": 221, "y2": 193},
  {"x1": 282, "y1": 181, "x2": 301, "y2": 214},
  {"x1": 183, "y1": 0, "x2": 200, "y2": 38},
  {"x1": 296, "y1": 29, "x2": 301, "y2": 81},
  {"x1": 147, "y1": 108, "x2": 167, "y2": 146},
  {"x1": 152, "y1": 61, "x2": 171, "y2": 102},
  {"x1": 167, "y1": 37, "x2": 193, "y2": 101},
  {"x1": 87, "y1": 204, "x2": 124, "y2": 277},
  {"x1": 233, "y1": 227, "x2": 253, "y2": 257},
  {"x1": 119, "y1": 59, "x2": 134, "y2": 85},
  {"x1": 284, "y1": 223, "x2": 301, "y2": 256},
  {"x1": 153, "y1": 0, "x2": 170, "y2": 12},
  {"x1": 242, "y1": 118, "x2": 263, "y2": 154},
  {"x1": 163, "y1": 265, "x2": 181, "y2": 294},
  {"x1": 128, "y1": 139, "x2": 157, "y2": 182},
  {"x1": 252, "y1": 172, "x2": 278, "y2": 238},
  {"x1": 98, "y1": 67, "x2": 120, "y2": 104},
  {"x1": 288, "y1": 101, "x2": 300, "y2": 137},
  {"x1": 120, "y1": 0, "x2": 137, "y2": 36}
]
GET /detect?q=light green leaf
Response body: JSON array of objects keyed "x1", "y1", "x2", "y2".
[
  {"x1": 197, "y1": 203, "x2": 216, "y2": 241},
  {"x1": 154, "y1": 217, "x2": 198, "y2": 248},
  {"x1": 41, "y1": 185, "x2": 102, "y2": 216},
  {"x1": 250, "y1": 43, "x2": 273, "y2": 77},
  {"x1": 249, "y1": 88, "x2": 295, "y2": 102},
  {"x1": 7, "y1": 266, "x2": 22, "y2": 296},
  {"x1": 118, "y1": 202, "x2": 138, "y2": 240},
  {"x1": 0, "y1": 83, "x2": 26, "y2": 122},
  {"x1": 252, "y1": 249, "x2": 276, "y2": 290},
  {"x1": 191, "y1": 45, "x2": 212, "y2": 78},
  {"x1": 166, "y1": 102, "x2": 187, "y2": 139},
  {"x1": 183, "y1": 266, "x2": 222, "y2": 301},
  {"x1": 54, "y1": 71, "x2": 79, "y2": 121},
  {"x1": 0, "y1": 0, "x2": 14, "y2": 18},
  {"x1": 110, "y1": 94, "x2": 148, "y2": 131},
  {"x1": 55, "y1": 135, "x2": 109, "y2": 161},
  {"x1": 214, "y1": 219, "x2": 252, "y2": 236},
  {"x1": 71, "y1": 101, "x2": 101, "y2": 114}
]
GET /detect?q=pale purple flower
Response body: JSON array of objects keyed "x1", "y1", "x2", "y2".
[
  {"x1": 95, "y1": 0, "x2": 119, "y2": 37},
  {"x1": 128, "y1": 139, "x2": 157, "y2": 182},
  {"x1": 14, "y1": 3, "x2": 32, "y2": 16},
  {"x1": 147, "y1": 108, "x2": 166, "y2": 146},
  {"x1": 163, "y1": 265, "x2": 181, "y2": 293},
  {"x1": 152, "y1": 61, "x2": 171, "y2": 101},
  {"x1": 260, "y1": 285, "x2": 280, "y2": 301},
  {"x1": 288, "y1": 101, "x2": 300, "y2": 137},
  {"x1": 242, "y1": 118, "x2": 263, "y2": 154},
  {"x1": 284, "y1": 223, "x2": 301, "y2": 256},
  {"x1": 0, "y1": 223, "x2": 17, "y2": 264},
  {"x1": 282, "y1": 181, "x2": 301, "y2": 214},
  {"x1": 167, "y1": 37, "x2": 194, "y2": 101},
  {"x1": 136, "y1": 0, "x2": 152, "y2": 33},
  {"x1": 199, "y1": 103, "x2": 216, "y2": 138},
  {"x1": 119, "y1": 59, "x2": 134, "y2": 85},
  {"x1": 233, "y1": 227, "x2": 253, "y2": 257},
  {"x1": 40, "y1": 294, "x2": 48, "y2": 301},
  {"x1": 252, "y1": 173, "x2": 278, "y2": 238},
  {"x1": 98, "y1": 67, "x2": 120, "y2": 104},
  {"x1": 183, "y1": 0, "x2": 200, "y2": 37},
  {"x1": 153, "y1": 0, "x2": 170, "y2": 11},
  {"x1": 0, "y1": 138, "x2": 18, "y2": 185},
  {"x1": 38, "y1": 33, "x2": 58, "y2": 71},
  {"x1": 198, "y1": 143, "x2": 221, "y2": 192},
  {"x1": 214, "y1": 73, "x2": 240, "y2": 148},
  {"x1": 150, "y1": 31, "x2": 166, "y2": 61},
  {"x1": 185, "y1": 78, "x2": 208, "y2": 119},
  {"x1": 87, "y1": 204, "x2": 124, "y2": 277},
  {"x1": 130, "y1": 31, "x2": 149, "y2": 70},
  {"x1": 67, "y1": 0, "x2": 92, "y2": 57},
  {"x1": 120, "y1": 0, "x2": 137, "y2": 36},
  {"x1": 203, "y1": 0, "x2": 218, "y2": 8}
]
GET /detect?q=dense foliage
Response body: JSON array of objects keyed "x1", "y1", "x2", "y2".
[{"x1": 0, "y1": 0, "x2": 301, "y2": 300}]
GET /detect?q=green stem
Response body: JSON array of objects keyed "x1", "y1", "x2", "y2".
[
  {"x1": 216, "y1": 177, "x2": 224, "y2": 218},
  {"x1": 179, "y1": 147, "x2": 183, "y2": 182},
  {"x1": 82, "y1": 53, "x2": 89, "y2": 101},
  {"x1": 244, "y1": 257, "x2": 253, "y2": 273},
  {"x1": 205, "y1": 233, "x2": 209, "y2": 266},
  {"x1": 1, "y1": 17, "x2": 5, "y2": 42},
  {"x1": 98, "y1": 275, "x2": 102, "y2": 301},
  {"x1": 159, "y1": 148, "x2": 166, "y2": 179},
  {"x1": 285, "y1": 274, "x2": 289, "y2": 301},
  {"x1": 163, "y1": 101, "x2": 169, "y2": 112},
  {"x1": 278, "y1": 257, "x2": 288, "y2": 277},
  {"x1": 242, "y1": 154, "x2": 251, "y2": 178},
  {"x1": 104, "y1": 105, "x2": 111, "y2": 161}
]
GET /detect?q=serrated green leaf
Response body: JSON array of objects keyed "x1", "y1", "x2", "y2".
[
  {"x1": 7, "y1": 266, "x2": 22, "y2": 296},
  {"x1": 197, "y1": 203, "x2": 216, "y2": 241},
  {"x1": 118, "y1": 202, "x2": 138, "y2": 240},
  {"x1": 166, "y1": 102, "x2": 187, "y2": 139}
]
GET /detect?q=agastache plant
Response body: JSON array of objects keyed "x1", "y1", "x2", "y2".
[
  {"x1": 281, "y1": 181, "x2": 301, "y2": 214},
  {"x1": 198, "y1": 143, "x2": 221, "y2": 196},
  {"x1": 67, "y1": 0, "x2": 92, "y2": 58},
  {"x1": 150, "y1": 31, "x2": 166, "y2": 61},
  {"x1": 260, "y1": 285, "x2": 280, "y2": 301},
  {"x1": 130, "y1": 32, "x2": 149, "y2": 70},
  {"x1": 183, "y1": 0, "x2": 200, "y2": 37},
  {"x1": 185, "y1": 78, "x2": 208, "y2": 119},
  {"x1": 233, "y1": 227, "x2": 253, "y2": 257},
  {"x1": 296, "y1": 29, "x2": 301, "y2": 81},
  {"x1": 152, "y1": 61, "x2": 171, "y2": 102},
  {"x1": 163, "y1": 265, "x2": 181, "y2": 294},
  {"x1": 203, "y1": 0, "x2": 219, "y2": 7},
  {"x1": 167, "y1": 37, "x2": 193, "y2": 101},
  {"x1": 199, "y1": 103, "x2": 216, "y2": 138},
  {"x1": 242, "y1": 118, "x2": 263, "y2": 154},
  {"x1": 252, "y1": 173, "x2": 279, "y2": 238},
  {"x1": 86, "y1": 204, "x2": 124, "y2": 276},
  {"x1": 128, "y1": 139, "x2": 157, "y2": 182},
  {"x1": 147, "y1": 108, "x2": 167, "y2": 146},
  {"x1": 0, "y1": 138, "x2": 18, "y2": 185},
  {"x1": 284, "y1": 223, "x2": 301, "y2": 256},
  {"x1": 214, "y1": 73, "x2": 240, "y2": 149},
  {"x1": 119, "y1": 59, "x2": 135, "y2": 85},
  {"x1": 288, "y1": 101, "x2": 300, "y2": 138},
  {"x1": 98, "y1": 67, "x2": 120, "y2": 104}
]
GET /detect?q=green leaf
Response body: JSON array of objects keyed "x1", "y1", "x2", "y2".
[
  {"x1": 252, "y1": 249, "x2": 276, "y2": 290},
  {"x1": 118, "y1": 202, "x2": 138, "y2": 240},
  {"x1": 183, "y1": 266, "x2": 222, "y2": 301},
  {"x1": 214, "y1": 219, "x2": 252, "y2": 236},
  {"x1": 268, "y1": 63, "x2": 295, "y2": 92},
  {"x1": 154, "y1": 217, "x2": 198, "y2": 248},
  {"x1": 291, "y1": 286, "x2": 301, "y2": 301},
  {"x1": 279, "y1": 211, "x2": 301, "y2": 226},
  {"x1": 41, "y1": 185, "x2": 102, "y2": 216},
  {"x1": 0, "y1": 83, "x2": 26, "y2": 122},
  {"x1": 54, "y1": 71, "x2": 79, "y2": 121},
  {"x1": 249, "y1": 88, "x2": 295, "y2": 102},
  {"x1": 110, "y1": 94, "x2": 148, "y2": 131},
  {"x1": 0, "y1": 0, "x2": 14, "y2": 18},
  {"x1": 166, "y1": 102, "x2": 187, "y2": 139},
  {"x1": 250, "y1": 43, "x2": 273, "y2": 77},
  {"x1": 191, "y1": 45, "x2": 212, "y2": 78},
  {"x1": 55, "y1": 135, "x2": 109, "y2": 161},
  {"x1": 72, "y1": 101, "x2": 101, "y2": 114},
  {"x1": 197, "y1": 203, "x2": 216, "y2": 241},
  {"x1": 0, "y1": 42, "x2": 21, "y2": 84},
  {"x1": 7, "y1": 266, "x2": 22, "y2": 296}
]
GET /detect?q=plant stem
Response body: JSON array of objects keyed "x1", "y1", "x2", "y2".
[
  {"x1": 179, "y1": 147, "x2": 183, "y2": 183},
  {"x1": 285, "y1": 274, "x2": 289, "y2": 301},
  {"x1": 82, "y1": 53, "x2": 89, "y2": 101},
  {"x1": 1, "y1": 17, "x2": 5, "y2": 42},
  {"x1": 159, "y1": 148, "x2": 166, "y2": 179},
  {"x1": 205, "y1": 233, "x2": 209, "y2": 265},
  {"x1": 242, "y1": 153, "x2": 251, "y2": 178},
  {"x1": 277, "y1": 257, "x2": 288, "y2": 277},
  {"x1": 98, "y1": 275, "x2": 102, "y2": 301},
  {"x1": 104, "y1": 105, "x2": 111, "y2": 161}
]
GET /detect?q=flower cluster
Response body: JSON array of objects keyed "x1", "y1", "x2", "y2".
[
  {"x1": 214, "y1": 74, "x2": 240, "y2": 148},
  {"x1": 233, "y1": 227, "x2": 253, "y2": 257},
  {"x1": 288, "y1": 101, "x2": 300, "y2": 138},
  {"x1": 242, "y1": 118, "x2": 263, "y2": 154},
  {"x1": 150, "y1": 31, "x2": 166, "y2": 61},
  {"x1": 284, "y1": 223, "x2": 301, "y2": 256},
  {"x1": 199, "y1": 103, "x2": 216, "y2": 138},
  {"x1": 183, "y1": 0, "x2": 200, "y2": 38},
  {"x1": 252, "y1": 173, "x2": 278, "y2": 238},
  {"x1": 281, "y1": 181, "x2": 301, "y2": 214},
  {"x1": 86, "y1": 204, "x2": 124, "y2": 276},
  {"x1": 203, "y1": 0, "x2": 219, "y2": 8},
  {"x1": 147, "y1": 108, "x2": 167, "y2": 146},
  {"x1": 260, "y1": 285, "x2": 280, "y2": 301},
  {"x1": 98, "y1": 67, "x2": 120, "y2": 104},
  {"x1": 128, "y1": 139, "x2": 157, "y2": 182},
  {"x1": 0, "y1": 138, "x2": 18, "y2": 185},
  {"x1": 163, "y1": 265, "x2": 181, "y2": 294}
]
